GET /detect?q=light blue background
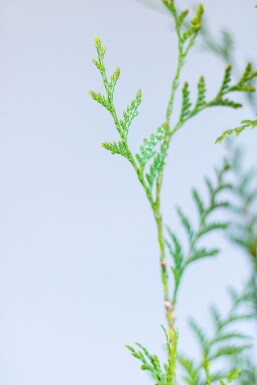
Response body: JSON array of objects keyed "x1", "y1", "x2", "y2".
[{"x1": 0, "y1": 0, "x2": 256, "y2": 384}]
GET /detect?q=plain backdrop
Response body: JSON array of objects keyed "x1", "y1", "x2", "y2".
[{"x1": 0, "y1": 0, "x2": 257, "y2": 384}]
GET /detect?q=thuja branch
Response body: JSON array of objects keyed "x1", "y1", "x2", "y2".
[
  {"x1": 179, "y1": 287, "x2": 252, "y2": 384},
  {"x1": 225, "y1": 143, "x2": 257, "y2": 310},
  {"x1": 166, "y1": 161, "x2": 231, "y2": 308},
  {"x1": 200, "y1": 23, "x2": 257, "y2": 142},
  {"x1": 90, "y1": 1, "x2": 256, "y2": 331}
]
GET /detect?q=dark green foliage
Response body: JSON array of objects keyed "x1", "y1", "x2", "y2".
[
  {"x1": 180, "y1": 82, "x2": 192, "y2": 121},
  {"x1": 174, "y1": 62, "x2": 257, "y2": 134},
  {"x1": 195, "y1": 76, "x2": 206, "y2": 110},
  {"x1": 201, "y1": 23, "x2": 257, "y2": 142},
  {"x1": 218, "y1": 65, "x2": 233, "y2": 97},
  {"x1": 229, "y1": 63, "x2": 257, "y2": 93},
  {"x1": 210, "y1": 63, "x2": 257, "y2": 110}
]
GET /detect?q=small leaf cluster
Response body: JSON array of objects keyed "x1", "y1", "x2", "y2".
[
  {"x1": 202, "y1": 19, "x2": 257, "y2": 112},
  {"x1": 162, "y1": 0, "x2": 204, "y2": 46},
  {"x1": 211, "y1": 63, "x2": 257, "y2": 108},
  {"x1": 135, "y1": 123, "x2": 168, "y2": 188},
  {"x1": 126, "y1": 328, "x2": 177, "y2": 385},
  {"x1": 90, "y1": 38, "x2": 142, "y2": 159},
  {"x1": 179, "y1": 289, "x2": 252, "y2": 385},
  {"x1": 179, "y1": 354, "x2": 241, "y2": 385},
  {"x1": 165, "y1": 162, "x2": 231, "y2": 304},
  {"x1": 172, "y1": 59, "x2": 257, "y2": 138},
  {"x1": 201, "y1": 23, "x2": 257, "y2": 143},
  {"x1": 216, "y1": 117, "x2": 257, "y2": 143}
]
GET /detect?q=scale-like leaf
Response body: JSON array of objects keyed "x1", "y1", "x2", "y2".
[
  {"x1": 176, "y1": 207, "x2": 194, "y2": 241},
  {"x1": 192, "y1": 189, "x2": 205, "y2": 216},
  {"x1": 89, "y1": 91, "x2": 111, "y2": 111},
  {"x1": 194, "y1": 76, "x2": 206, "y2": 111},
  {"x1": 187, "y1": 247, "x2": 219, "y2": 263},
  {"x1": 120, "y1": 89, "x2": 142, "y2": 137},
  {"x1": 180, "y1": 82, "x2": 192, "y2": 120},
  {"x1": 102, "y1": 141, "x2": 129, "y2": 157},
  {"x1": 216, "y1": 118, "x2": 257, "y2": 143},
  {"x1": 146, "y1": 142, "x2": 168, "y2": 188},
  {"x1": 136, "y1": 123, "x2": 166, "y2": 169}
]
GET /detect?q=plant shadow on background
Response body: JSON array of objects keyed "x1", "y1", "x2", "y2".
[{"x1": 90, "y1": 1, "x2": 257, "y2": 384}]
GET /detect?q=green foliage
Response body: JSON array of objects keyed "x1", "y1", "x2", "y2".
[
  {"x1": 223, "y1": 144, "x2": 257, "y2": 383},
  {"x1": 201, "y1": 22, "x2": 257, "y2": 143},
  {"x1": 136, "y1": 123, "x2": 167, "y2": 171},
  {"x1": 90, "y1": 37, "x2": 142, "y2": 148},
  {"x1": 178, "y1": 289, "x2": 252, "y2": 384},
  {"x1": 220, "y1": 369, "x2": 242, "y2": 385},
  {"x1": 126, "y1": 328, "x2": 178, "y2": 385},
  {"x1": 166, "y1": 162, "x2": 231, "y2": 305},
  {"x1": 210, "y1": 63, "x2": 257, "y2": 109},
  {"x1": 146, "y1": 142, "x2": 169, "y2": 188},
  {"x1": 178, "y1": 356, "x2": 200, "y2": 385},
  {"x1": 102, "y1": 141, "x2": 129, "y2": 157},
  {"x1": 195, "y1": 76, "x2": 207, "y2": 110},
  {"x1": 120, "y1": 89, "x2": 142, "y2": 138},
  {"x1": 216, "y1": 117, "x2": 257, "y2": 143},
  {"x1": 180, "y1": 82, "x2": 192, "y2": 121},
  {"x1": 90, "y1": 2, "x2": 255, "y2": 384},
  {"x1": 201, "y1": 26, "x2": 234, "y2": 63},
  {"x1": 234, "y1": 357, "x2": 257, "y2": 385},
  {"x1": 225, "y1": 143, "x2": 257, "y2": 264}
]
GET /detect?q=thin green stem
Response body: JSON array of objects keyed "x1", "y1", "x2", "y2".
[{"x1": 166, "y1": 41, "x2": 184, "y2": 122}]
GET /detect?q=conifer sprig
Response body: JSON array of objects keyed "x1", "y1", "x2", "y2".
[
  {"x1": 216, "y1": 117, "x2": 257, "y2": 143},
  {"x1": 165, "y1": 162, "x2": 231, "y2": 306},
  {"x1": 200, "y1": 22, "x2": 257, "y2": 142},
  {"x1": 126, "y1": 327, "x2": 178, "y2": 385},
  {"x1": 179, "y1": 289, "x2": 252, "y2": 384}
]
